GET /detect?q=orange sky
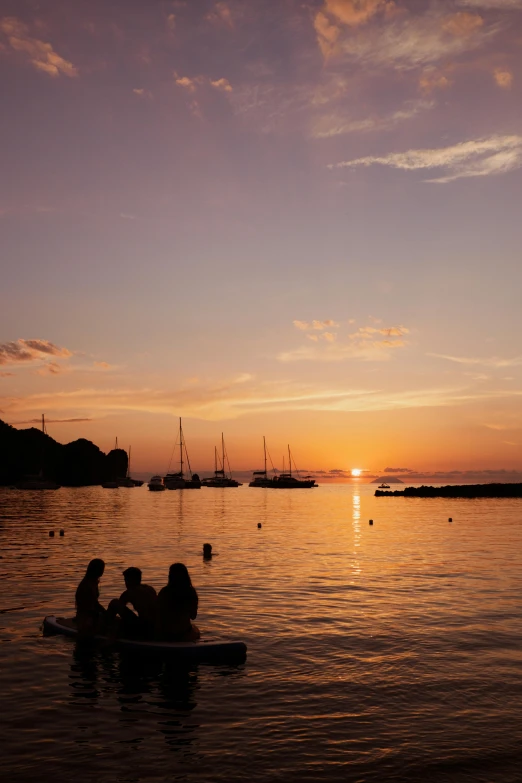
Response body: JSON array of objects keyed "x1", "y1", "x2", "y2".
[{"x1": 1, "y1": 0, "x2": 522, "y2": 477}]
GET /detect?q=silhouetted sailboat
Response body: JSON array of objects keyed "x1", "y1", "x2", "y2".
[
  {"x1": 249, "y1": 439, "x2": 316, "y2": 488},
  {"x1": 249, "y1": 437, "x2": 275, "y2": 487},
  {"x1": 271, "y1": 446, "x2": 317, "y2": 488},
  {"x1": 116, "y1": 446, "x2": 144, "y2": 487},
  {"x1": 163, "y1": 418, "x2": 201, "y2": 489},
  {"x1": 15, "y1": 414, "x2": 61, "y2": 490},
  {"x1": 202, "y1": 434, "x2": 241, "y2": 487}
]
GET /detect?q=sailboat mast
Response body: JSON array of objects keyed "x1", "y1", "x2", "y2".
[
  {"x1": 127, "y1": 446, "x2": 131, "y2": 478},
  {"x1": 263, "y1": 436, "x2": 267, "y2": 477},
  {"x1": 222, "y1": 433, "x2": 225, "y2": 478},
  {"x1": 214, "y1": 446, "x2": 218, "y2": 476},
  {"x1": 288, "y1": 445, "x2": 291, "y2": 477},
  {"x1": 42, "y1": 414, "x2": 45, "y2": 433},
  {"x1": 179, "y1": 417, "x2": 183, "y2": 477}
]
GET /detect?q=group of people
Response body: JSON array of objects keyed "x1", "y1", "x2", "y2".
[{"x1": 75, "y1": 559, "x2": 200, "y2": 642}]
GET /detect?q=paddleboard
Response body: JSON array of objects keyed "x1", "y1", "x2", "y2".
[{"x1": 43, "y1": 615, "x2": 247, "y2": 662}]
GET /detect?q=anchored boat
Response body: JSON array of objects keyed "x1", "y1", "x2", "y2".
[
  {"x1": 249, "y1": 436, "x2": 274, "y2": 487},
  {"x1": 147, "y1": 475, "x2": 166, "y2": 491},
  {"x1": 202, "y1": 434, "x2": 241, "y2": 487},
  {"x1": 271, "y1": 445, "x2": 317, "y2": 488},
  {"x1": 163, "y1": 418, "x2": 201, "y2": 489},
  {"x1": 15, "y1": 415, "x2": 60, "y2": 490}
]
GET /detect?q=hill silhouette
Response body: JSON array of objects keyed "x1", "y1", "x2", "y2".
[{"x1": 0, "y1": 419, "x2": 128, "y2": 486}]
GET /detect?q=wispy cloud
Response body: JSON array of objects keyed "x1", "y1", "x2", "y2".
[
  {"x1": 0, "y1": 17, "x2": 78, "y2": 77},
  {"x1": 293, "y1": 319, "x2": 339, "y2": 331},
  {"x1": 37, "y1": 361, "x2": 64, "y2": 376},
  {"x1": 3, "y1": 376, "x2": 522, "y2": 421},
  {"x1": 457, "y1": 0, "x2": 522, "y2": 8},
  {"x1": 281, "y1": 322, "x2": 410, "y2": 362},
  {"x1": 311, "y1": 100, "x2": 432, "y2": 139},
  {"x1": 419, "y1": 67, "x2": 453, "y2": 94},
  {"x1": 175, "y1": 73, "x2": 233, "y2": 94},
  {"x1": 429, "y1": 353, "x2": 522, "y2": 368},
  {"x1": 175, "y1": 75, "x2": 197, "y2": 92},
  {"x1": 15, "y1": 418, "x2": 93, "y2": 425},
  {"x1": 206, "y1": 2, "x2": 235, "y2": 28},
  {"x1": 493, "y1": 67, "x2": 513, "y2": 88},
  {"x1": 315, "y1": 4, "x2": 496, "y2": 70},
  {"x1": 210, "y1": 77, "x2": 233, "y2": 93},
  {"x1": 329, "y1": 135, "x2": 522, "y2": 183},
  {"x1": 132, "y1": 88, "x2": 153, "y2": 99},
  {"x1": 0, "y1": 339, "x2": 72, "y2": 366}
]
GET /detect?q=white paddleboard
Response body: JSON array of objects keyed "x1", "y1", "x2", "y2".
[{"x1": 43, "y1": 615, "x2": 247, "y2": 662}]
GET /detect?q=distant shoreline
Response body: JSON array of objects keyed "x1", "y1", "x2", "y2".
[{"x1": 375, "y1": 483, "x2": 522, "y2": 498}]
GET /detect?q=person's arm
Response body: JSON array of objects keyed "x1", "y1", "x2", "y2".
[{"x1": 119, "y1": 589, "x2": 130, "y2": 606}]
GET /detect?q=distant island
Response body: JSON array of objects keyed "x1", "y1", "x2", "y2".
[
  {"x1": 371, "y1": 476, "x2": 404, "y2": 484},
  {"x1": 0, "y1": 418, "x2": 128, "y2": 487},
  {"x1": 375, "y1": 483, "x2": 522, "y2": 498}
]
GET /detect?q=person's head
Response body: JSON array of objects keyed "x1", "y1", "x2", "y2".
[
  {"x1": 203, "y1": 543, "x2": 212, "y2": 558},
  {"x1": 85, "y1": 558, "x2": 105, "y2": 580},
  {"x1": 123, "y1": 567, "x2": 142, "y2": 588},
  {"x1": 168, "y1": 562, "x2": 192, "y2": 591}
]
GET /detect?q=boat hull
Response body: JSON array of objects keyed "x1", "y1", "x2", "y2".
[{"x1": 15, "y1": 481, "x2": 61, "y2": 490}]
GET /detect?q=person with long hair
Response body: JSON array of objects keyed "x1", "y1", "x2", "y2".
[
  {"x1": 156, "y1": 563, "x2": 200, "y2": 642},
  {"x1": 75, "y1": 558, "x2": 107, "y2": 635}
]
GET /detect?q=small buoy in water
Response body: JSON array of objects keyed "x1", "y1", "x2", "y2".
[
  {"x1": 203, "y1": 543, "x2": 212, "y2": 559},
  {"x1": 257, "y1": 523, "x2": 262, "y2": 529},
  {"x1": 369, "y1": 520, "x2": 373, "y2": 526},
  {"x1": 49, "y1": 531, "x2": 55, "y2": 537},
  {"x1": 448, "y1": 517, "x2": 453, "y2": 522},
  {"x1": 59, "y1": 529, "x2": 64, "y2": 536}
]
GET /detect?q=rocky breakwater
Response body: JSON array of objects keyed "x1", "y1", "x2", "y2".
[{"x1": 375, "y1": 483, "x2": 522, "y2": 498}]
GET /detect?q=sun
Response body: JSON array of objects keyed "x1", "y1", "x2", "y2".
[{"x1": 351, "y1": 468, "x2": 362, "y2": 477}]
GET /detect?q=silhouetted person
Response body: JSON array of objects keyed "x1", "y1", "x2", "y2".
[
  {"x1": 156, "y1": 563, "x2": 200, "y2": 642},
  {"x1": 75, "y1": 558, "x2": 107, "y2": 635},
  {"x1": 107, "y1": 567, "x2": 157, "y2": 639},
  {"x1": 203, "y1": 543, "x2": 212, "y2": 560}
]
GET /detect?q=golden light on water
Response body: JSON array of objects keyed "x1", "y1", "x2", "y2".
[{"x1": 351, "y1": 469, "x2": 362, "y2": 477}]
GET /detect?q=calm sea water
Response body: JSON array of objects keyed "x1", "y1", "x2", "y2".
[{"x1": 1, "y1": 483, "x2": 522, "y2": 783}]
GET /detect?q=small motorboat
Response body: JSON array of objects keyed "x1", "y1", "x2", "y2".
[
  {"x1": 148, "y1": 475, "x2": 165, "y2": 491},
  {"x1": 378, "y1": 483, "x2": 390, "y2": 489}
]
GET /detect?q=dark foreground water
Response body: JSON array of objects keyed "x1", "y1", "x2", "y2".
[{"x1": 1, "y1": 483, "x2": 521, "y2": 782}]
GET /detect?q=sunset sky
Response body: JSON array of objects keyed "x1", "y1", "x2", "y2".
[{"x1": 1, "y1": 0, "x2": 522, "y2": 477}]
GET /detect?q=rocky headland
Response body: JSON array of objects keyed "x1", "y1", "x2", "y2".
[{"x1": 0, "y1": 418, "x2": 128, "y2": 486}]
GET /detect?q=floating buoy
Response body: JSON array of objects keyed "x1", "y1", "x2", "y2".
[
  {"x1": 448, "y1": 517, "x2": 453, "y2": 522},
  {"x1": 369, "y1": 520, "x2": 373, "y2": 526},
  {"x1": 59, "y1": 529, "x2": 64, "y2": 536},
  {"x1": 203, "y1": 543, "x2": 212, "y2": 559},
  {"x1": 257, "y1": 523, "x2": 262, "y2": 529},
  {"x1": 49, "y1": 531, "x2": 55, "y2": 537}
]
